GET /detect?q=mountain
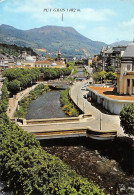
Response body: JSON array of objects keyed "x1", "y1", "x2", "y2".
[
  {"x1": 0, "y1": 24, "x2": 107, "y2": 57},
  {"x1": 110, "y1": 40, "x2": 132, "y2": 47}
]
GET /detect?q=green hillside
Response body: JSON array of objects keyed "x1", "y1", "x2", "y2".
[
  {"x1": 0, "y1": 43, "x2": 37, "y2": 56},
  {"x1": 0, "y1": 24, "x2": 107, "y2": 57}
]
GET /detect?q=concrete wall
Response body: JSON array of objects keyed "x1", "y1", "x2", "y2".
[{"x1": 87, "y1": 88, "x2": 134, "y2": 115}]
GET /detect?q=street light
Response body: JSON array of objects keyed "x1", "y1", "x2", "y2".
[
  {"x1": 100, "y1": 113, "x2": 102, "y2": 130},
  {"x1": 77, "y1": 94, "x2": 78, "y2": 106},
  {"x1": 83, "y1": 102, "x2": 85, "y2": 118}
]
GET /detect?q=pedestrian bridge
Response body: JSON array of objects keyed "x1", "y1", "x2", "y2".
[{"x1": 17, "y1": 117, "x2": 117, "y2": 140}]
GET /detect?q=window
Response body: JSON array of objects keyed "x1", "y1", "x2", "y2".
[
  {"x1": 127, "y1": 64, "x2": 131, "y2": 71},
  {"x1": 127, "y1": 79, "x2": 130, "y2": 86},
  {"x1": 132, "y1": 62, "x2": 134, "y2": 71}
]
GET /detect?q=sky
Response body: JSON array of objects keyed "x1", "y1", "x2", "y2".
[{"x1": 0, "y1": 0, "x2": 134, "y2": 44}]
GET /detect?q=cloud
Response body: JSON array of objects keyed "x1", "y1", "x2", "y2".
[
  {"x1": 31, "y1": 7, "x2": 116, "y2": 25},
  {"x1": 81, "y1": 8, "x2": 115, "y2": 21},
  {"x1": 4, "y1": 0, "x2": 54, "y2": 13},
  {"x1": 122, "y1": 18, "x2": 134, "y2": 26},
  {"x1": 0, "y1": 0, "x2": 6, "y2": 3},
  {"x1": 4, "y1": 0, "x2": 116, "y2": 23}
]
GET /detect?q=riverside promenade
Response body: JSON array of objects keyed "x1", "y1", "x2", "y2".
[
  {"x1": 70, "y1": 80, "x2": 124, "y2": 136},
  {"x1": 7, "y1": 84, "x2": 39, "y2": 119}
]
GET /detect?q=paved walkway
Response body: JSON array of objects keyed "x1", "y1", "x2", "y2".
[
  {"x1": 7, "y1": 84, "x2": 39, "y2": 119},
  {"x1": 70, "y1": 80, "x2": 124, "y2": 136}
]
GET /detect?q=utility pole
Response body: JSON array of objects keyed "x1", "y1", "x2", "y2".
[
  {"x1": 100, "y1": 113, "x2": 102, "y2": 130},
  {"x1": 83, "y1": 102, "x2": 85, "y2": 118},
  {"x1": 77, "y1": 94, "x2": 78, "y2": 106}
]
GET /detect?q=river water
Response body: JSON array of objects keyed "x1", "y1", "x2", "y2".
[{"x1": 26, "y1": 90, "x2": 67, "y2": 119}]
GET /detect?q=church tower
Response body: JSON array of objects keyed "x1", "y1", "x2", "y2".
[
  {"x1": 57, "y1": 50, "x2": 61, "y2": 61},
  {"x1": 45, "y1": 50, "x2": 47, "y2": 59}
]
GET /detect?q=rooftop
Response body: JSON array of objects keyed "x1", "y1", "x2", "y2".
[
  {"x1": 122, "y1": 43, "x2": 134, "y2": 58},
  {"x1": 89, "y1": 86, "x2": 134, "y2": 101}
]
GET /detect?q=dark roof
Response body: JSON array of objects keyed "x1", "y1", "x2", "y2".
[{"x1": 122, "y1": 43, "x2": 134, "y2": 58}]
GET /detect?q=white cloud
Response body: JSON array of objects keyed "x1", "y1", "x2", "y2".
[
  {"x1": 122, "y1": 18, "x2": 134, "y2": 26},
  {"x1": 4, "y1": 0, "x2": 54, "y2": 13},
  {"x1": 80, "y1": 8, "x2": 115, "y2": 21},
  {"x1": 4, "y1": 0, "x2": 116, "y2": 23},
  {"x1": 29, "y1": 7, "x2": 116, "y2": 28},
  {"x1": 0, "y1": 0, "x2": 6, "y2": 3}
]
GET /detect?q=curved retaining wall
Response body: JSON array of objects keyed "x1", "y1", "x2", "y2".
[{"x1": 87, "y1": 88, "x2": 134, "y2": 115}]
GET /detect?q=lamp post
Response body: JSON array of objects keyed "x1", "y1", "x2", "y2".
[
  {"x1": 83, "y1": 102, "x2": 85, "y2": 118},
  {"x1": 100, "y1": 113, "x2": 102, "y2": 130},
  {"x1": 77, "y1": 94, "x2": 78, "y2": 106}
]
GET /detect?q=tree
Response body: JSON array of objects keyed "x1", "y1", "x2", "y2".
[
  {"x1": 106, "y1": 72, "x2": 117, "y2": 82},
  {"x1": 8, "y1": 79, "x2": 21, "y2": 93},
  {"x1": 120, "y1": 104, "x2": 134, "y2": 135},
  {"x1": 106, "y1": 65, "x2": 115, "y2": 72},
  {"x1": 91, "y1": 71, "x2": 106, "y2": 83}
]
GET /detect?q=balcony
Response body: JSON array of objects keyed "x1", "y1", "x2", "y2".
[{"x1": 127, "y1": 71, "x2": 134, "y2": 75}]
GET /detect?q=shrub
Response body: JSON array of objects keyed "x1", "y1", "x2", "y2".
[
  {"x1": 120, "y1": 104, "x2": 134, "y2": 136},
  {"x1": 0, "y1": 81, "x2": 8, "y2": 114},
  {"x1": 0, "y1": 114, "x2": 104, "y2": 195},
  {"x1": 60, "y1": 88, "x2": 80, "y2": 117}
]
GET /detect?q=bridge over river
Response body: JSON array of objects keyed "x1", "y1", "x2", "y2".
[{"x1": 19, "y1": 116, "x2": 117, "y2": 140}]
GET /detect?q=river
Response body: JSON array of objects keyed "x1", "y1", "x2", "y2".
[{"x1": 26, "y1": 90, "x2": 67, "y2": 119}]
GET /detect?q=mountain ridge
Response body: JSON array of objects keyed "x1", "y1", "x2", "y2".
[
  {"x1": 0, "y1": 24, "x2": 107, "y2": 57},
  {"x1": 110, "y1": 40, "x2": 132, "y2": 47}
]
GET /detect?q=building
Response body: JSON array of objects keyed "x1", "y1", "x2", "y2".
[
  {"x1": 101, "y1": 46, "x2": 126, "y2": 71},
  {"x1": 35, "y1": 60, "x2": 66, "y2": 68},
  {"x1": 9, "y1": 55, "x2": 36, "y2": 69},
  {"x1": 117, "y1": 42, "x2": 134, "y2": 95},
  {"x1": 0, "y1": 54, "x2": 8, "y2": 70},
  {"x1": 35, "y1": 50, "x2": 66, "y2": 68},
  {"x1": 111, "y1": 46, "x2": 126, "y2": 69},
  {"x1": 57, "y1": 50, "x2": 61, "y2": 61},
  {"x1": 101, "y1": 46, "x2": 113, "y2": 70}
]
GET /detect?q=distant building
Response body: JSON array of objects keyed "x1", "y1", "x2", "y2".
[
  {"x1": 101, "y1": 46, "x2": 113, "y2": 70},
  {"x1": 9, "y1": 55, "x2": 36, "y2": 69},
  {"x1": 117, "y1": 42, "x2": 134, "y2": 95},
  {"x1": 111, "y1": 46, "x2": 126, "y2": 68},
  {"x1": 57, "y1": 50, "x2": 61, "y2": 61},
  {"x1": 35, "y1": 50, "x2": 66, "y2": 68},
  {"x1": 101, "y1": 45, "x2": 126, "y2": 71},
  {"x1": 35, "y1": 60, "x2": 66, "y2": 68},
  {"x1": 0, "y1": 54, "x2": 8, "y2": 70}
]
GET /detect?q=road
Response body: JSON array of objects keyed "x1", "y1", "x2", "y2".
[{"x1": 70, "y1": 80, "x2": 124, "y2": 135}]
